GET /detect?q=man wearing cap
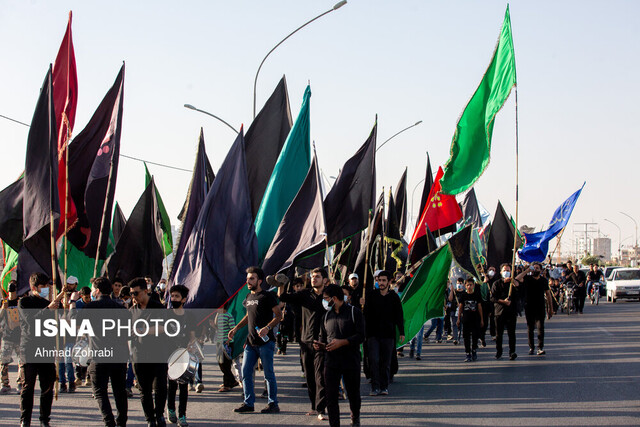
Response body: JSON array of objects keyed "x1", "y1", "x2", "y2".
[
  {"x1": 348, "y1": 274, "x2": 363, "y2": 308},
  {"x1": 58, "y1": 275, "x2": 78, "y2": 393},
  {"x1": 278, "y1": 268, "x2": 329, "y2": 420},
  {"x1": 0, "y1": 280, "x2": 21, "y2": 394}
]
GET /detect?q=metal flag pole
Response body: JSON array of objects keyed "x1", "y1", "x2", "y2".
[{"x1": 508, "y1": 85, "x2": 520, "y2": 297}]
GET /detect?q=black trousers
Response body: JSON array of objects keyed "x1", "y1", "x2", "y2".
[
  {"x1": 495, "y1": 314, "x2": 517, "y2": 355},
  {"x1": 133, "y1": 363, "x2": 168, "y2": 423},
  {"x1": 480, "y1": 301, "x2": 495, "y2": 339},
  {"x1": 300, "y1": 341, "x2": 326, "y2": 412},
  {"x1": 167, "y1": 379, "x2": 188, "y2": 417},
  {"x1": 89, "y1": 362, "x2": 128, "y2": 427},
  {"x1": 462, "y1": 321, "x2": 480, "y2": 353},
  {"x1": 367, "y1": 337, "x2": 394, "y2": 391},
  {"x1": 325, "y1": 365, "x2": 361, "y2": 427},
  {"x1": 575, "y1": 288, "x2": 586, "y2": 313},
  {"x1": 525, "y1": 308, "x2": 545, "y2": 350},
  {"x1": 20, "y1": 363, "x2": 56, "y2": 424},
  {"x1": 219, "y1": 355, "x2": 236, "y2": 388}
]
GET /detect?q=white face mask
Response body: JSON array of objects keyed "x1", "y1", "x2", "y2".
[
  {"x1": 322, "y1": 299, "x2": 333, "y2": 311},
  {"x1": 123, "y1": 298, "x2": 131, "y2": 305},
  {"x1": 344, "y1": 295, "x2": 348, "y2": 302},
  {"x1": 456, "y1": 284, "x2": 464, "y2": 291},
  {"x1": 487, "y1": 270, "x2": 495, "y2": 278},
  {"x1": 501, "y1": 271, "x2": 511, "y2": 279},
  {"x1": 38, "y1": 287, "x2": 50, "y2": 299}
]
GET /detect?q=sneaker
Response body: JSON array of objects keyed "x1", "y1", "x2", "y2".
[
  {"x1": 397, "y1": 351, "x2": 405, "y2": 358},
  {"x1": 260, "y1": 403, "x2": 280, "y2": 414},
  {"x1": 167, "y1": 409, "x2": 177, "y2": 423},
  {"x1": 177, "y1": 415, "x2": 189, "y2": 427},
  {"x1": 537, "y1": 349, "x2": 546, "y2": 355},
  {"x1": 68, "y1": 383, "x2": 76, "y2": 393},
  {"x1": 317, "y1": 412, "x2": 328, "y2": 420},
  {"x1": 495, "y1": 351, "x2": 503, "y2": 359},
  {"x1": 83, "y1": 379, "x2": 90, "y2": 387},
  {"x1": 0, "y1": 385, "x2": 11, "y2": 394},
  {"x1": 416, "y1": 355, "x2": 421, "y2": 361},
  {"x1": 472, "y1": 351, "x2": 477, "y2": 361},
  {"x1": 369, "y1": 389, "x2": 379, "y2": 396},
  {"x1": 491, "y1": 336, "x2": 496, "y2": 341},
  {"x1": 218, "y1": 386, "x2": 232, "y2": 392},
  {"x1": 195, "y1": 383, "x2": 204, "y2": 393},
  {"x1": 464, "y1": 354, "x2": 472, "y2": 362},
  {"x1": 447, "y1": 334, "x2": 453, "y2": 340},
  {"x1": 436, "y1": 339, "x2": 442, "y2": 343},
  {"x1": 378, "y1": 389, "x2": 388, "y2": 395},
  {"x1": 528, "y1": 348, "x2": 534, "y2": 355},
  {"x1": 453, "y1": 340, "x2": 459, "y2": 345},
  {"x1": 509, "y1": 353, "x2": 518, "y2": 360},
  {"x1": 59, "y1": 383, "x2": 67, "y2": 393},
  {"x1": 126, "y1": 388, "x2": 133, "y2": 398},
  {"x1": 409, "y1": 350, "x2": 414, "y2": 359},
  {"x1": 424, "y1": 337, "x2": 430, "y2": 344},
  {"x1": 234, "y1": 404, "x2": 254, "y2": 413}
]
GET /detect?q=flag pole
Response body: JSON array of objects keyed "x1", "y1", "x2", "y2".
[
  {"x1": 324, "y1": 236, "x2": 334, "y2": 283},
  {"x1": 509, "y1": 85, "x2": 519, "y2": 297},
  {"x1": 94, "y1": 161, "x2": 115, "y2": 277},
  {"x1": 161, "y1": 238, "x2": 170, "y2": 281},
  {"x1": 63, "y1": 115, "x2": 71, "y2": 288},
  {"x1": 362, "y1": 209, "x2": 373, "y2": 308},
  {"x1": 547, "y1": 227, "x2": 566, "y2": 264}
]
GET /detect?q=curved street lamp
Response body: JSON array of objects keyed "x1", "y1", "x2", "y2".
[
  {"x1": 604, "y1": 218, "x2": 621, "y2": 261},
  {"x1": 620, "y1": 211, "x2": 638, "y2": 265},
  {"x1": 183, "y1": 104, "x2": 239, "y2": 134},
  {"x1": 252, "y1": 1, "x2": 348, "y2": 118},
  {"x1": 376, "y1": 121, "x2": 423, "y2": 153}
]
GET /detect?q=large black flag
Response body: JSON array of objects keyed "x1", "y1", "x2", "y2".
[
  {"x1": 262, "y1": 154, "x2": 326, "y2": 275},
  {"x1": 418, "y1": 153, "x2": 434, "y2": 218},
  {"x1": 170, "y1": 129, "x2": 215, "y2": 282},
  {"x1": 460, "y1": 188, "x2": 483, "y2": 229},
  {"x1": 354, "y1": 192, "x2": 384, "y2": 289},
  {"x1": 486, "y1": 201, "x2": 522, "y2": 270},
  {"x1": 393, "y1": 168, "x2": 408, "y2": 237},
  {"x1": 0, "y1": 177, "x2": 24, "y2": 252},
  {"x1": 385, "y1": 190, "x2": 404, "y2": 271},
  {"x1": 111, "y1": 202, "x2": 127, "y2": 248},
  {"x1": 245, "y1": 76, "x2": 292, "y2": 219},
  {"x1": 67, "y1": 65, "x2": 124, "y2": 260},
  {"x1": 107, "y1": 178, "x2": 164, "y2": 284},
  {"x1": 173, "y1": 129, "x2": 258, "y2": 308},
  {"x1": 408, "y1": 222, "x2": 437, "y2": 266},
  {"x1": 448, "y1": 224, "x2": 479, "y2": 279},
  {"x1": 324, "y1": 122, "x2": 377, "y2": 246},
  {"x1": 21, "y1": 67, "x2": 59, "y2": 283}
]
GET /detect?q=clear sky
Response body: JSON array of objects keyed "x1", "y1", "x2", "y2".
[{"x1": 1, "y1": 0, "x2": 638, "y2": 260}]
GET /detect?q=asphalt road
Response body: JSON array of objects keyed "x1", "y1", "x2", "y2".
[{"x1": 1, "y1": 299, "x2": 639, "y2": 426}]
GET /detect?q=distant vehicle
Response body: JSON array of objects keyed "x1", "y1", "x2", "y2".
[
  {"x1": 604, "y1": 266, "x2": 622, "y2": 280},
  {"x1": 606, "y1": 268, "x2": 640, "y2": 303}
]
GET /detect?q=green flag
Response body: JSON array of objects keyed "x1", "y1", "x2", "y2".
[
  {"x1": 397, "y1": 244, "x2": 452, "y2": 346},
  {"x1": 1, "y1": 240, "x2": 18, "y2": 296},
  {"x1": 145, "y1": 163, "x2": 173, "y2": 256},
  {"x1": 58, "y1": 241, "x2": 105, "y2": 289},
  {"x1": 440, "y1": 6, "x2": 517, "y2": 195},
  {"x1": 229, "y1": 85, "x2": 311, "y2": 358}
]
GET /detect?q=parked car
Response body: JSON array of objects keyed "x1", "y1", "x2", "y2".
[{"x1": 606, "y1": 268, "x2": 640, "y2": 302}]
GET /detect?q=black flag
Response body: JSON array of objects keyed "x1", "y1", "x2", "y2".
[
  {"x1": 393, "y1": 168, "x2": 408, "y2": 237},
  {"x1": 354, "y1": 192, "x2": 384, "y2": 289},
  {"x1": 460, "y1": 188, "x2": 483, "y2": 229},
  {"x1": 21, "y1": 67, "x2": 59, "y2": 284},
  {"x1": 408, "y1": 222, "x2": 437, "y2": 266},
  {"x1": 448, "y1": 224, "x2": 479, "y2": 279},
  {"x1": 418, "y1": 153, "x2": 434, "y2": 218},
  {"x1": 111, "y1": 202, "x2": 127, "y2": 248},
  {"x1": 0, "y1": 177, "x2": 24, "y2": 252},
  {"x1": 245, "y1": 76, "x2": 293, "y2": 219},
  {"x1": 324, "y1": 122, "x2": 377, "y2": 246},
  {"x1": 170, "y1": 129, "x2": 215, "y2": 282},
  {"x1": 107, "y1": 178, "x2": 164, "y2": 284},
  {"x1": 262, "y1": 154, "x2": 326, "y2": 275},
  {"x1": 385, "y1": 190, "x2": 404, "y2": 271},
  {"x1": 486, "y1": 201, "x2": 522, "y2": 270},
  {"x1": 67, "y1": 65, "x2": 125, "y2": 260}
]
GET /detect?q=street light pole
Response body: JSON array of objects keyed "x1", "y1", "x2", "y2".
[
  {"x1": 183, "y1": 104, "x2": 239, "y2": 134},
  {"x1": 376, "y1": 121, "x2": 423, "y2": 153},
  {"x1": 620, "y1": 211, "x2": 638, "y2": 265},
  {"x1": 252, "y1": 1, "x2": 348, "y2": 119},
  {"x1": 409, "y1": 178, "x2": 425, "y2": 228},
  {"x1": 604, "y1": 218, "x2": 621, "y2": 261}
]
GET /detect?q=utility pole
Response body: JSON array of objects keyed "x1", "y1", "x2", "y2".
[{"x1": 573, "y1": 222, "x2": 598, "y2": 262}]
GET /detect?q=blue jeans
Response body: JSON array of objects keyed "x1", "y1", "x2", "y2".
[
  {"x1": 425, "y1": 318, "x2": 444, "y2": 341},
  {"x1": 58, "y1": 342, "x2": 74, "y2": 385},
  {"x1": 241, "y1": 340, "x2": 277, "y2": 406},
  {"x1": 409, "y1": 326, "x2": 425, "y2": 356}
]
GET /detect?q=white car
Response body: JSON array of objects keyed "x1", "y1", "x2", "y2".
[{"x1": 606, "y1": 268, "x2": 640, "y2": 303}]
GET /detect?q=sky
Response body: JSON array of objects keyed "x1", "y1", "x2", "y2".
[{"x1": 1, "y1": 0, "x2": 638, "y2": 261}]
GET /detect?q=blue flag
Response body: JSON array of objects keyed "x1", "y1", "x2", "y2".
[
  {"x1": 173, "y1": 129, "x2": 258, "y2": 308},
  {"x1": 518, "y1": 183, "x2": 585, "y2": 262}
]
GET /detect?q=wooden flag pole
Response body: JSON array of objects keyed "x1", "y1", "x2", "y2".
[
  {"x1": 94, "y1": 161, "x2": 115, "y2": 277},
  {"x1": 509, "y1": 85, "x2": 520, "y2": 297},
  {"x1": 547, "y1": 227, "x2": 566, "y2": 264},
  {"x1": 362, "y1": 210, "x2": 373, "y2": 309}
]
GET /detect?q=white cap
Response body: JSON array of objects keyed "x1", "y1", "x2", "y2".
[
  {"x1": 66, "y1": 276, "x2": 79, "y2": 285},
  {"x1": 349, "y1": 273, "x2": 359, "y2": 280}
]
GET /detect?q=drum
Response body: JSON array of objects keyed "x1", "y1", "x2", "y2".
[
  {"x1": 167, "y1": 347, "x2": 199, "y2": 384},
  {"x1": 72, "y1": 338, "x2": 90, "y2": 367}
]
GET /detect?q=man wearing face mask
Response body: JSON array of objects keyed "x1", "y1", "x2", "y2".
[
  {"x1": 480, "y1": 267, "x2": 497, "y2": 345},
  {"x1": 1, "y1": 280, "x2": 21, "y2": 394},
  {"x1": 314, "y1": 284, "x2": 365, "y2": 427},
  {"x1": 516, "y1": 262, "x2": 553, "y2": 356},
  {"x1": 363, "y1": 270, "x2": 404, "y2": 396},
  {"x1": 18, "y1": 272, "x2": 71, "y2": 427},
  {"x1": 278, "y1": 267, "x2": 329, "y2": 420},
  {"x1": 490, "y1": 264, "x2": 520, "y2": 360}
]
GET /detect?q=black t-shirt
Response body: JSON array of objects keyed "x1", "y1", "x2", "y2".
[
  {"x1": 244, "y1": 290, "x2": 278, "y2": 346},
  {"x1": 458, "y1": 292, "x2": 482, "y2": 323},
  {"x1": 587, "y1": 270, "x2": 604, "y2": 282},
  {"x1": 522, "y1": 275, "x2": 549, "y2": 310},
  {"x1": 167, "y1": 309, "x2": 198, "y2": 349},
  {"x1": 0, "y1": 299, "x2": 21, "y2": 343}
]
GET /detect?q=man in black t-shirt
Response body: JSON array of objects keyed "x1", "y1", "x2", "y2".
[
  {"x1": 228, "y1": 266, "x2": 282, "y2": 414},
  {"x1": 516, "y1": 262, "x2": 553, "y2": 355},
  {"x1": 586, "y1": 264, "x2": 604, "y2": 300},
  {"x1": 491, "y1": 264, "x2": 520, "y2": 360},
  {"x1": 457, "y1": 278, "x2": 484, "y2": 362}
]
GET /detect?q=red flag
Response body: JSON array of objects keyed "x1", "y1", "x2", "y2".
[
  {"x1": 53, "y1": 11, "x2": 79, "y2": 238},
  {"x1": 409, "y1": 167, "x2": 462, "y2": 254}
]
